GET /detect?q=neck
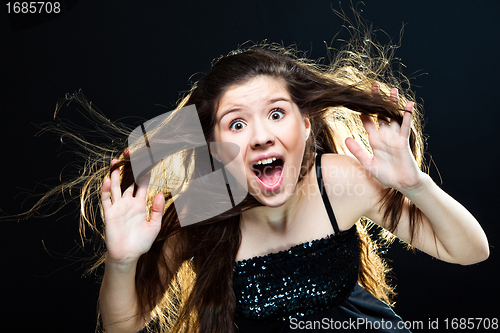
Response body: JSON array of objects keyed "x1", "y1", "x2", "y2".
[{"x1": 240, "y1": 178, "x2": 309, "y2": 236}]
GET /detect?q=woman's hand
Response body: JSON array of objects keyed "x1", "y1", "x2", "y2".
[
  {"x1": 101, "y1": 158, "x2": 165, "y2": 265},
  {"x1": 345, "y1": 83, "x2": 424, "y2": 192},
  {"x1": 344, "y1": 83, "x2": 488, "y2": 265}
]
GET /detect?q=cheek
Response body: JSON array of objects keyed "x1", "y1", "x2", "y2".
[
  {"x1": 281, "y1": 118, "x2": 306, "y2": 145},
  {"x1": 217, "y1": 132, "x2": 250, "y2": 159}
]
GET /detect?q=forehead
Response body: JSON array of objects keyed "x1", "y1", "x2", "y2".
[{"x1": 217, "y1": 76, "x2": 290, "y2": 114}]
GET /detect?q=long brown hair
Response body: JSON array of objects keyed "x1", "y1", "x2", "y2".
[{"x1": 24, "y1": 32, "x2": 426, "y2": 333}]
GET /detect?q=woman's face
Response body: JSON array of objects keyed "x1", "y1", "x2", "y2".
[{"x1": 213, "y1": 76, "x2": 310, "y2": 207}]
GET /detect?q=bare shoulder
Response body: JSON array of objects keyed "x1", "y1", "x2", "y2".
[
  {"x1": 317, "y1": 153, "x2": 384, "y2": 229},
  {"x1": 319, "y1": 153, "x2": 373, "y2": 185},
  {"x1": 320, "y1": 153, "x2": 362, "y2": 170}
]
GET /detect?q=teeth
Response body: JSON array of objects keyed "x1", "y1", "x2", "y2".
[{"x1": 256, "y1": 157, "x2": 277, "y2": 165}]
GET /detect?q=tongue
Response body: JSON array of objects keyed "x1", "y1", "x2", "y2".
[{"x1": 257, "y1": 164, "x2": 282, "y2": 186}]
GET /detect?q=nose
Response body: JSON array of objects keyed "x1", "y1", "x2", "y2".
[{"x1": 250, "y1": 122, "x2": 275, "y2": 149}]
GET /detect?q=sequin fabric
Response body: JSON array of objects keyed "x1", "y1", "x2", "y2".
[{"x1": 233, "y1": 225, "x2": 360, "y2": 322}]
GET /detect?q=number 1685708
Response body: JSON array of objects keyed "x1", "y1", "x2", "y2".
[{"x1": 6, "y1": 2, "x2": 61, "y2": 14}]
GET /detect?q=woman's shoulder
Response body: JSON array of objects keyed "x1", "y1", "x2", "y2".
[
  {"x1": 319, "y1": 153, "x2": 368, "y2": 182},
  {"x1": 320, "y1": 152, "x2": 358, "y2": 164},
  {"x1": 317, "y1": 153, "x2": 383, "y2": 224},
  {"x1": 319, "y1": 152, "x2": 383, "y2": 190}
]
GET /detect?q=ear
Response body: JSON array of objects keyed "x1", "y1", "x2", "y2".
[{"x1": 304, "y1": 115, "x2": 311, "y2": 139}]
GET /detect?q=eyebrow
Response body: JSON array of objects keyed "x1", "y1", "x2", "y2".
[{"x1": 217, "y1": 97, "x2": 291, "y2": 123}]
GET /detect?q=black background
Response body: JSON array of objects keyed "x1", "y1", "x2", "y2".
[{"x1": 1, "y1": 1, "x2": 498, "y2": 332}]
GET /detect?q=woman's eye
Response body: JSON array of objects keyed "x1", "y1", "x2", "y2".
[
  {"x1": 269, "y1": 108, "x2": 285, "y2": 121},
  {"x1": 229, "y1": 120, "x2": 246, "y2": 131}
]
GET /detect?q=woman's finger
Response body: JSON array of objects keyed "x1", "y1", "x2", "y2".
[
  {"x1": 390, "y1": 88, "x2": 399, "y2": 105},
  {"x1": 345, "y1": 137, "x2": 372, "y2": 169},
  {"x1": 135, "y1": 172, "x2": 152, "y2": 200},
  {"x1": 371, "y1": 82, "x2": 380, "y2": 94},
  {"x1": 400, "y1": 101, "x2": 414, "y2": 138},
  {"x1": 149, "y1": 192, "x2": 165, "y2": 226},
  {"x1": 110, "y1": 159, "x2": 122, "y2": 203},
  {"x1": 101, "y1": 177, "x2": 112, "y2": 212},
  {"x1": 359, "y1": 114, "x2": 378, "y2": 135}
]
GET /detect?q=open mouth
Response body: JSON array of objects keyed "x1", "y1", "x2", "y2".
[{"x1": 251, "y1": 157, "x2": 284, "y2": 188}]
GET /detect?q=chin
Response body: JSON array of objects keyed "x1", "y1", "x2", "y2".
[
  {"x1": 253, "y1": 194, "x2": 289, "y2": 208},
  {"x1": 248, "y1": 182, "x2": 294, "y2": 207}
]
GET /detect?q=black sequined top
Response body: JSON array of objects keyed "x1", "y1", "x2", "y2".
[{"x1": 232, "y1": 154, "x2": 360, "y2": 323}]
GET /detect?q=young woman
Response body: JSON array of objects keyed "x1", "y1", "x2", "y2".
[{"x1": 92, "y1": 44, "x2": 488, "y2": 333}]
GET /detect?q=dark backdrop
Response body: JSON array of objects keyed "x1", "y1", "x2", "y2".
[{"x1": 1, "y1": 1, "x2": 498, "y2": 332}]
